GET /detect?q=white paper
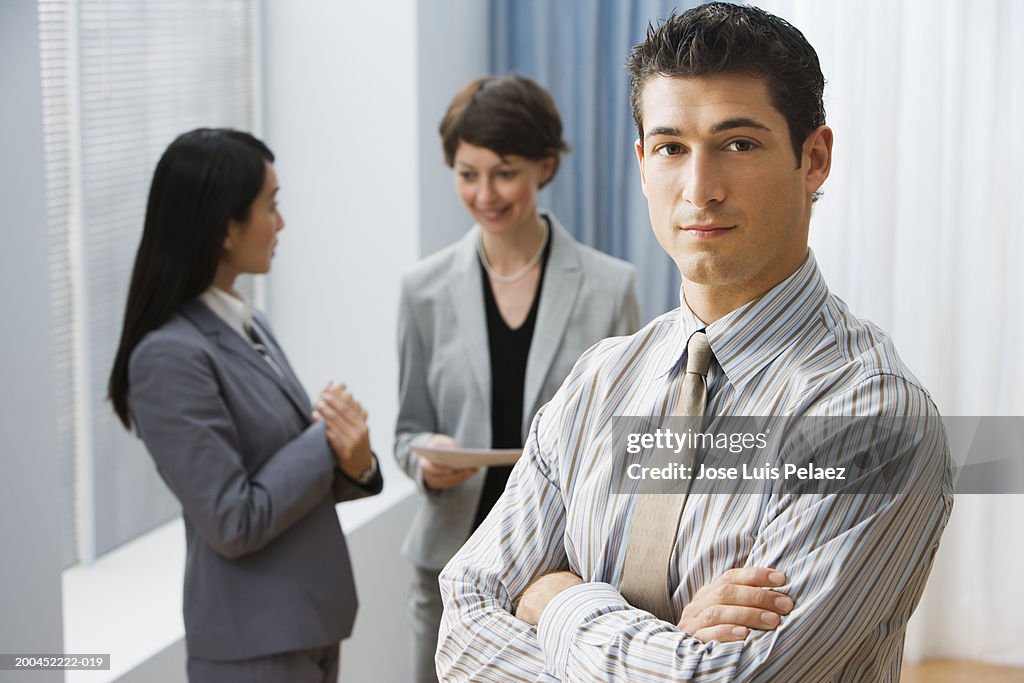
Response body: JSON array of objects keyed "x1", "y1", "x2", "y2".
[{"x1": 411, "y1": 445, "x2": 522, "y2": 468}]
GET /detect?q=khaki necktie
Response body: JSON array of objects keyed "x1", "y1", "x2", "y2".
[{"x1": 619, "y1": 330, "x2": 713, "y2": 622}]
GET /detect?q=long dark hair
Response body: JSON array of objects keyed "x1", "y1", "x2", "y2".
[{"x1": 109, "y1": 128, "x2": 274, "y2": 429}]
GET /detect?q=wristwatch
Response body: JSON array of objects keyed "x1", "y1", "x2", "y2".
[{"x1": 353, "y1": 458, "x2": 377, "y2": 485}]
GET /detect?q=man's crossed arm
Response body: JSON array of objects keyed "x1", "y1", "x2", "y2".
[{"x1": 515, "y1": 567, "x2": 793, "y2": 644}]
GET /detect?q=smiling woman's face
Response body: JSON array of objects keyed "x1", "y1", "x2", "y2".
[{"x1": 453, "y1": 141, "x2": 554, "y2": 237}]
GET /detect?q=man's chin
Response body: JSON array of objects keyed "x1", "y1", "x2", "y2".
[{"x1": 676, "y1": 254, "x2": 735, "y2": 286}]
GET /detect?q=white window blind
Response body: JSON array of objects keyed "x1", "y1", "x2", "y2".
[{"x1": 38, "y1": 0, "x2": 260, "y2": 564}]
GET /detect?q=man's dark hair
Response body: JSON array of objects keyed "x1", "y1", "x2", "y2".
[
  {"x1": 439, "y1": 74, "x2": 569, "y2": 188},
  {"x1": 626, "y1": 2, "x2": 825, "y2": 165}
]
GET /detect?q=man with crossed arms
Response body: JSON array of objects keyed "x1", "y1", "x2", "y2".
[{"x1": 437, "y1": 3, "x2": 952, "y2": 680}]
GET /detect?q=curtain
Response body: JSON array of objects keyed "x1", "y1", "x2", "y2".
[
  {"x1": 491, "y1": 0, "x2": 1024, "y2": 667},
  {"x1": 756, "y1": 0, "x2": 1024, "y2": 665}
]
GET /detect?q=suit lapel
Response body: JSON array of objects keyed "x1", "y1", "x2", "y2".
[
  {"x1": 181, "y1": 300, "x2": 310, "y2": 423},
  {"x1": 249, "y1": 315, "x2": 313, "y2": 418},
  {"x1": 523, "y1": 216, "x2": 582, "y2": 424},
  {"x1": 448, "y1": 227, "x2": 491, "y2": 405}
]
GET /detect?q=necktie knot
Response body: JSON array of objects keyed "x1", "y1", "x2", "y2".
[
  {"x1": 243, "y1": 322, "x2": 285, "y2": 379},
  {"x1": 685, "y1": 331, "x2": 712, "y2": 377},
  {"x1": 243, "y1": 322, "x2": 260, "y2": 345}
]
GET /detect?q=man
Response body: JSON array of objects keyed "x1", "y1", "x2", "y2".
[{"x1": 437, "y1": 4, "x2": 952, "y2": 681}]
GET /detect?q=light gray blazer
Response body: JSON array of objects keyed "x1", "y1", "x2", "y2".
[
  {"x1": 395, "y1": 214, "x2": 641, "y2": 570},
  {"x1": 128, "y1": 300, "x2": 382, "y2": 661}
]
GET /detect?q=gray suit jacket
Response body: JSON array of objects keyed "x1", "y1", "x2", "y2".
[
  {"x1": 128, "y1": 299, "x2": 382, "y2": 661},
  {"x1": 395, "y1": 214, "x2": 641, "y2": 570}
]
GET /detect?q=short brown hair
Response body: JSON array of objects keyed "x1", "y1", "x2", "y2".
[{"x1": 439, "y1": 74, "x2": 569, "y2": 187}]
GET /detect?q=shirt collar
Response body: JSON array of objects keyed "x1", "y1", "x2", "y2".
[
  {"x1": 199, "y1": 286, "x2": 254, "y2": 340},
  {"x1": 664, "y1": 250, "x2": 829, "y2": 391}
]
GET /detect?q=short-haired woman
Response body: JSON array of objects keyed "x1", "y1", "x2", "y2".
[
  {"x1": 109, "y1": 128, "x2": 381, "y2": 682},
  {"x1": 394, "y1": 75, "x2": 641, "y2": 682}
]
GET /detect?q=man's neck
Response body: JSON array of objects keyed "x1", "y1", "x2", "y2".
[
  {"x1": 681, "y1": 252, "x2": 809, "y2": 324},
  {"x1": 682, "y1": 285, "x2": 752, "y2": 325}
]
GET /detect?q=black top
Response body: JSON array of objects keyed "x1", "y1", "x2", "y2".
[{"x1": 470, "y1": 227, "x2": 553, "y2": 532}]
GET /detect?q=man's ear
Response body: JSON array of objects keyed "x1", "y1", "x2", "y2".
[
  {"x1": 802, "y1": 125, "x2": 833, "y2": 195},
  {"x1": 634, "y1": 137, "x2": 649, "y2": 197}
]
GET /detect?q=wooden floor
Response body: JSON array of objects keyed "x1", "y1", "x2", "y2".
[{"x1": 902, "y1": 660, "x2": 1024, "y2": 682}]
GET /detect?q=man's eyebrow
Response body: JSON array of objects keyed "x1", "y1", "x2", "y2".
[
  {"x1": 710, "y1": 118, "x2": 772, "y2": 134},
  {"x1": 645, "y1": 119, "x2": 773, "y2": 140},
  {"x1": 645, "y1": 126, "x2": 681, "y2": 138}
]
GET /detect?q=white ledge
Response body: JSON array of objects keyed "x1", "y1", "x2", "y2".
[{"x1": 61, "y1": 477, "x2": 415, "y2": 682}]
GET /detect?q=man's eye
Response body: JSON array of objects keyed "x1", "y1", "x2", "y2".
[
  {"x1": 498, "y1": 170, "x2": 518, "y2": 179},
  {"x1": 727, "y1": 139, "x2": 756, "y2": 152},
  {"x1": 459, "y1": 171, "x2": 476, "y2": 181},
  {"x1": 655, "y1": 143, "x2": 683, "y2": 156}
]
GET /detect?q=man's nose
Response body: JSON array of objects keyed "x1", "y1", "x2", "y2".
[{"x1": 681, "y1": 152, "x2": 727, "y2": 208}]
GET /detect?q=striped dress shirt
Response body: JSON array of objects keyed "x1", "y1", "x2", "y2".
[{"x1": 437, "y1": 252, "x2": 953, "y2": 682}]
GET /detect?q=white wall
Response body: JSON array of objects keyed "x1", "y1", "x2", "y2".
[
  {"x1": 260, "y1": 3, "x2": 419, "y2": 679},
  {"x1": 261, "y1": 0, "x2": 420, "y2": 453},
  {"x1": 417, "y1": 0, "x2": 491, "y2": 255},
  {"x1": 0, "y1": 1, "x2": 65, "y2": 681},
  {"x1": 261, "y1": 1, "x2": 487, "y2": 680}
]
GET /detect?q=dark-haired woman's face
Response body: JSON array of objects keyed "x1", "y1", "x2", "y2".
[
  {"x1": 221, "y1": 163, "x2": 283, "y2": 278},
  {"x1": 453, "y1": 142, "x2": 554, "y2": 236}
]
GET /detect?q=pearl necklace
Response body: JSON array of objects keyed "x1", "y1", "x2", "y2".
[{"x1": 476, "y1": 222, "x2": 549, "y2": 284}]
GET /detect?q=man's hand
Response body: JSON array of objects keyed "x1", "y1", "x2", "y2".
[
  {"x1": 677, "y1": 567, "x2": 793, "y2": 643},
  {"x1": 515, "y1": 571, "x2": 584, "y2": 626},
  {"x1": 418, "y1": 434, "x2": 478, "y2": 490},
  {"x1": 314, "y1": 382, "x2": 374, "y2": 479}
]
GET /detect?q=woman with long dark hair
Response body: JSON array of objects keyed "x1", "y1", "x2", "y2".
[{"x1": 109, "y1": 128, "x2": 381, "y2": 682}]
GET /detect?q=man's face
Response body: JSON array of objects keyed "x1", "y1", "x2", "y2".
[{"x1": 635, "y1": 73, "x2": 831, "y2": 310}]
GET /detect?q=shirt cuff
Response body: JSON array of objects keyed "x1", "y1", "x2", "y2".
[{"x1": 537, "y1": 581, "x2": 629, "y2": 679}]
